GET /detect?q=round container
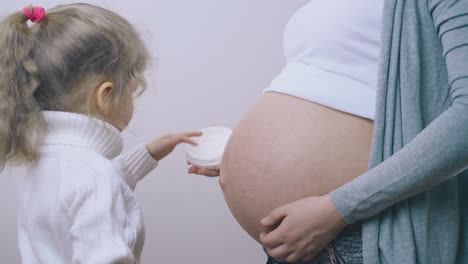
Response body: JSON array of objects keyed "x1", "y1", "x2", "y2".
[{"x1": 186, "y1": 126, "x2": 232, "y2": 169}]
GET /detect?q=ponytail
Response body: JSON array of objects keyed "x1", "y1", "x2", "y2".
[
  {"x1": 0, "y1": 11, "x2": 44, "y2": 171},
  {"x1": 0, "y1": 4, "x2": 151, "y2": 171}
]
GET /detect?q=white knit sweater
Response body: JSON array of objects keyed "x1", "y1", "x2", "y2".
[{"x1": 17, "y1": 111, "x2": 159, "y2": 264}]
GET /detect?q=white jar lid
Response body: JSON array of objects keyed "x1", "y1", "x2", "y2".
[{"x1": 186, "y1": 126, "x2": 232, "y2": 169}]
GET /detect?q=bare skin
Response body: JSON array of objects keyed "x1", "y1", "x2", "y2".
[{"x1": 212, "y1": 92, "x2": 373, "y2": 243}]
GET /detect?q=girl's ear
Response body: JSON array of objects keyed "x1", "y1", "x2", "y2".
[{"x1": 95, "y1": 81, "x2": 113, "y2": 115}]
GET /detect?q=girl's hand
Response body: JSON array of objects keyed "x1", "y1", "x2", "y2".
[
  {"x1": 188, "y1": 163, "x2": 220, "y2": 177},
  {"x1": 259, "y1": 194, "x2": 346, "y2": 263},
  {"x1": 146, "y1": 131, "x2": 202, "y2": 161}
]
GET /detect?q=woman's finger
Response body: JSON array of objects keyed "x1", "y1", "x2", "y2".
[
  {"x1": 285, "y1": 251, "x2": 304, "y2": 263},
  {"x1": 197, "y1": 168, "x2": 220, "y2": 177},
  {"x1": 261, "y1": 206, "x2": 288, "y2": 228},
  {"x1": 188, "y1": 166, "x2": 198, "y2": 174},
  {"x1": 301, "y1": 244, "x2": 322, "y2": 263},
  {"x1": 266, "y1": 244, "x2": 293, "y2": 261},
  {"x1": 302, "y1": 251, "x2": 319, "y2": 263},
  {"x1": 188, "y1": 166, "x2": 220, "y2": 177},
  {"x1": 259, "y1": 226, "x2": 286, "y2": 249}
]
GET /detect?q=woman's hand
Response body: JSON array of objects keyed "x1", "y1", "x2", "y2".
[
  {"x1": 260, "y1": 194, "x2": 346, "y2": 263},
  {"x1": 146, "y1": 131, "x2": 202, "y2": 161},
  {"x1": 188, "y1": 163, "x2": 220, "y2": 177}
]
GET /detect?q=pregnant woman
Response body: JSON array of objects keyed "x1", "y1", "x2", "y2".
[{"x1": 190, "y1": 0, "x2": 468, "y2": 263}]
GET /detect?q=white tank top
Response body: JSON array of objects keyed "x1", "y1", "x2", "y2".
[{"x1": 265, "y1": 0, "x2": 384, "y2": 120}]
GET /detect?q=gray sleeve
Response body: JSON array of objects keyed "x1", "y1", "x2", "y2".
[{"x1": 330, "y1": 0, "x2": 468, "y2": 224}]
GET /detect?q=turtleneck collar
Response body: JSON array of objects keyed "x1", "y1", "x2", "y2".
[{"x1": 41, "y1": 111, "x2": 123, "y2": 159}]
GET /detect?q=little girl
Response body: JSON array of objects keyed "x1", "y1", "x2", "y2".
[{"x1": 0, "y1": 4, "x2": 201, "y2": 263}]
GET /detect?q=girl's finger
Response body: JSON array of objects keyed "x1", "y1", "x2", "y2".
[
  {"x1": 182, "y1": 131, "x2": 203, "y2": 137},
  {"x1": 181, "y1": 137, "x2": 198, "y2": 146}
]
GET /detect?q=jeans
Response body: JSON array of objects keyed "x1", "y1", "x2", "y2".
[{"x1": 265, "y1": 223, "x2": 363, "y2": 264}]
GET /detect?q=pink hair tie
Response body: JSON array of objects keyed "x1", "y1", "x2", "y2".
[{"x1": 23, "y1": 6, "x2": 46, "y2": 23}]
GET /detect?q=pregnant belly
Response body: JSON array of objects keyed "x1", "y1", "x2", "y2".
[{"x1": 220, "y1": 92, "x2": 373, "y2": 243}]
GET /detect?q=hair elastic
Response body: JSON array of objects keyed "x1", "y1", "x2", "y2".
[{"x1": 23, "y1": 6, "x2": 46, "y2": 23}]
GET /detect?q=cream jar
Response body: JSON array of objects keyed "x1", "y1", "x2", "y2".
[{"x1": 186, "y1": 126, "x2": 232, "y2": 169}]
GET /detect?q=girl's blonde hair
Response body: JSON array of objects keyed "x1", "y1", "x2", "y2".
[{"x1": 0, "y1": 4, "x2": 150, "y2": 170}]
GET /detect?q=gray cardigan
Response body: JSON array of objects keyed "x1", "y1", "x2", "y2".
[{"x1": 330, "y1": 0, "x2": 468, "y2": 263}]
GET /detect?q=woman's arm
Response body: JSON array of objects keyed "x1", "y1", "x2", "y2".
[{"x1": 330, "y1": 0, "x2": 468, "y2": 223}]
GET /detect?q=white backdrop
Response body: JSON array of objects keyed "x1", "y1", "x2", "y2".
[{"x1": 0, "y1": 1, "x2": 308, "y2": 263}]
